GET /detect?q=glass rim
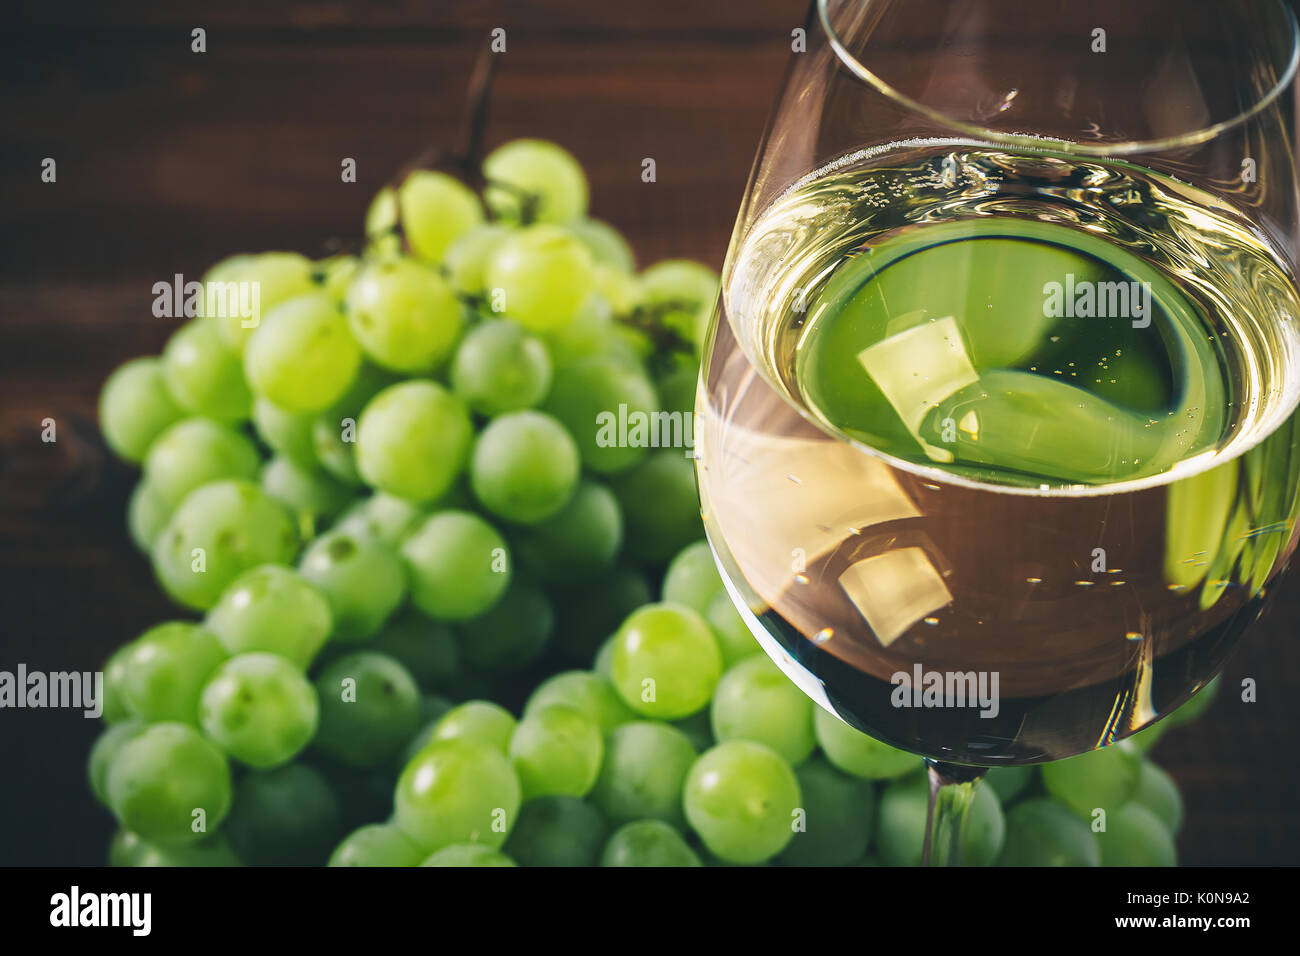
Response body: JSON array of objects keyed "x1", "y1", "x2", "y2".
[{"x1": 816, "y1": 0, "x2": 1300, "y2": 157}]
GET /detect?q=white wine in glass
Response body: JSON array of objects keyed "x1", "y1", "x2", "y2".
[{"x1": 696, "y1": 0, "x2": 1300, "y2": 862}]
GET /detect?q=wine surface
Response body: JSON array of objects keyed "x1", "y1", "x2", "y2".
[{"x1": 698, "y1": 143, "x2": 1300, "y2": 762}]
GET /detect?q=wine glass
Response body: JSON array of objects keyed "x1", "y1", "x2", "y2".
[{"x1": 696, "y1": 0, "x2": 1300, "y2": 864}]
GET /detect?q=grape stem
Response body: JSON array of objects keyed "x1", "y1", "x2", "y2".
[
  {"x1": 401, "y1": 40, "x2": 499, "y2": 186},
  {"x1": 337, "y1": 39, "x2": 698, "y2": 368}
]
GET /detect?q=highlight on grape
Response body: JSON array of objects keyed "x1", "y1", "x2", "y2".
[{"x1": 87, "y1": 125, "x2": 1212, "y2": 867}]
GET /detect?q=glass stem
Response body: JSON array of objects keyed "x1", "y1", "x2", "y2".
[{"x1": 922, "y1": 760, "x2": 987, "y2": 866}]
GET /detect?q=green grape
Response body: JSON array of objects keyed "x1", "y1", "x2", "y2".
[
  {"x1": 600, "y1": 820, "x2": 701, "y2": 867},
  {"x1": 541, "y1": 294, "x2": 619, "y2": 362},
  {"x1": 704, "y1": 591, "x2": 760, "y2": 667},
  {"x1": 100, "y1": 643, "x2": 135, "y2": 723},
  {"x1": 365, "y1": 172, "x2": 482, "y2": 263},
  {"x1": 671, "y1": 709, "x2": 715, "y2": 752},
  {"x1": 1131, "y1": 760, "x2": 1184, "y2": 834},
  {"x1": 609, "y1": 450, "x2": 703, "y2": 563},
  {"x1": 998, "y1": 799, "x2": 1100, "y2": 866},
  {"x1": 512, "y1": 480, "x2": 622, "y2": 585},
  {"x1": 612, "y1": 320, "x2": 655, "y2": 361},
  {"x1": 639, "y1": 259, "x2": 720, "y2": 351},
  {"x1": 328, "y1": 823, "x2": 425, "y2": 867},
  {"x1": 398, "y1": 170, "x2": 484, "y2": 262},
  {"x1": 503, "y1": 795, "x2": 608, "y2": 867},
  {"x1": 128, "y1": 834, "x2": 242, "y2": 867},
  {"x1": 370, "y1": 609, "x2": 460, "y2": 690},
  {"x1": 127, "y1": 480, "x2": 169, "y2": 554},
  {"x1": 1125, "y1": 720, "x2": 1168, "y2": 754},
  {"x1": 199, "y1": 653, "x2": 319, "y2": 768},
  {"x1": 470, "y1": 410, "x2": 580, "y2": 524},
  {"x1": 331, "y1": 492, "x2": 427, "y2": 547},
  {"x1": 364, "y1": 188, "x2": 402, "y2": 257},
  {"x1": 432, "y1": 700, "x2": 517, "y2": 755},
  {"x1": 99, "y1": 357, "x2": 184, "y2": 462},
  {"x1": 421, "y1": 844, "x2": 517, "y2": 867},
  {"x1": 655, "y1": 356, "x2": 700, "y2": 418},
  {"x1": 345, "y1": 258, "x2": 463, "y2": 374},
  {"x1": 593, "y1": 634, "x2": 617, "y2": 679},
  {"x1": 1095, "y1": 803, "x2": 1177, "y2": 866},
  {"x1": 593, "y1": 264, "x2": 643, "y2": 316},
  {"x1": 1040, "y1": 740, "x2": 1142, "y2": 819},
  {"x1": 509, "y1": 705, "x2": 604, "y2": 800},
  {"x1": 610, "y1": 603, "x2": 721, "y2": 720},
  {"x1": 451, "y1": 318, "x2": 553, "y2": 416},
  {"x1": 956, "y1": 781, "x2": 1012, "y2": 867},
  {"x1": 311, "y1": 414, "x2": 362, "y2": 486},
  {"x1": 152, "y1": 479, "x2": 299, "y2": 611},
  {"x1": 88, "y1": 719, "x2": 146, "y2": 805},
  {"x1": 402, "y1": 699, "x2": 459, "y2": 765},
  {"x1": 401, "y1": 510, "x2": 511, "y2": 620},
  {"x1": 777, "y1": 756, "x2": 875, "y2": 866},
  {"x1": 543, "y1": 353, "x2": 660, "y2": 473},
  {"x1": 482, "y1": 138, "x2": 589, "y2": 224},
  {"x1": 1165, "y1": 675, "x2": 1221, "y2": 727},
  {"x1": 985, "y1": 765, "x2": 1035, "y2": 803},
  {"x1": 244, "y1": 293, "x2": 361, "y2": 413},
  {"x1": 456, "y1": 579, "x2": 553, "y2": 671},
  {"x1": 205, "y1": 564, "x2": 332, "y2": 668},
  {"x1": 394, "y1": 737, "x2": 521, "y2": 851},
  {"x1": 813, "y1": 707, "x2": 921, "y2": 780},
  {"x1": 120, "y1": 621, "x2": 226, "y2": 724},
  {"x1": 252, "y1": 398, "x2": 318, "y2": 467},
  {"x1": 568, "y1": 218, "x2": 635, "y2": 272},
  {"x1": 108, "y1": 829, "x2": 148, "y2": 867},
  {"x1": 875, "y1": 772, "x2": 1005, "y2": 867},
  {"x1": 316, "y1": 254, "x2": 359, "y2": 302},
  {"x1": 552, "y1": 566, "x2": 651, "y2": 665},
  {"x1": 144, "y1": 417, "x2": 260, "y2": 512},
  {"x1": 314, "y1": 651, "x2": 421, "y2": 767},
  {"x1": 203, "y1": 253, "x2": 255, "y2": 287},
  {"x1": 261, "y1": 455, "x2": 352, "y2": 531},
  {"x1": 683, "y1": 740, "x2": 801, "y2": 864},
  {"x1": 312, "y1": 361, "x2": 397, "y2": 489},
  {"x1": 872, "y1": 772, "x2": 930, "y2": 867},
  {"x1": 298, "y1": 530, "x2": 405, "y2": 641},
  {"x1": 590, "y1": 721, "x2": 696, "y2": 827},
  {"x1": 355, "y1": 381, "x2": 473, "y2": 502},
  {"x1": 523, "y1": 670, "x2": 635, "y2": 734},
  {"x1": 444, "y1": 223, "x2": 511, "y2": 296},
  {"x1": 662, "y1": 540, "x2": 723, "y2": 615},
  {"x1": 223, "y1": 763, "x2": 342, "y2": 865},
  {"x1": 161, "y1": 318, "x2": 253, "y2": 423},
  {"x1": 106, "y1": 722, "x2": 231, "y2": 845},
  {"x1": 710, "y1": 655, "x2": 815, "y2": 766},
  {"x1": 484, "y1": 224, "x2": 595, "y2": 333},
  {"x1": 215, "y1": 252, "x2": 316, "y2": 351}
]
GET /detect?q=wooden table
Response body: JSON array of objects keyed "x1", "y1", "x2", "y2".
[{"x1": 1, "y1": 0, "x2": 1296, "y2": 865}]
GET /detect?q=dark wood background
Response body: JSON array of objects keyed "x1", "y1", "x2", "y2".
[{"x1": 1, "y1": 0, "x2": 1296, "y2": 866}]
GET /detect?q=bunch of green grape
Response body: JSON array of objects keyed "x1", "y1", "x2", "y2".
[{"x1": 91, "y1": 137, "x2": 1210, "y2": 867}]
